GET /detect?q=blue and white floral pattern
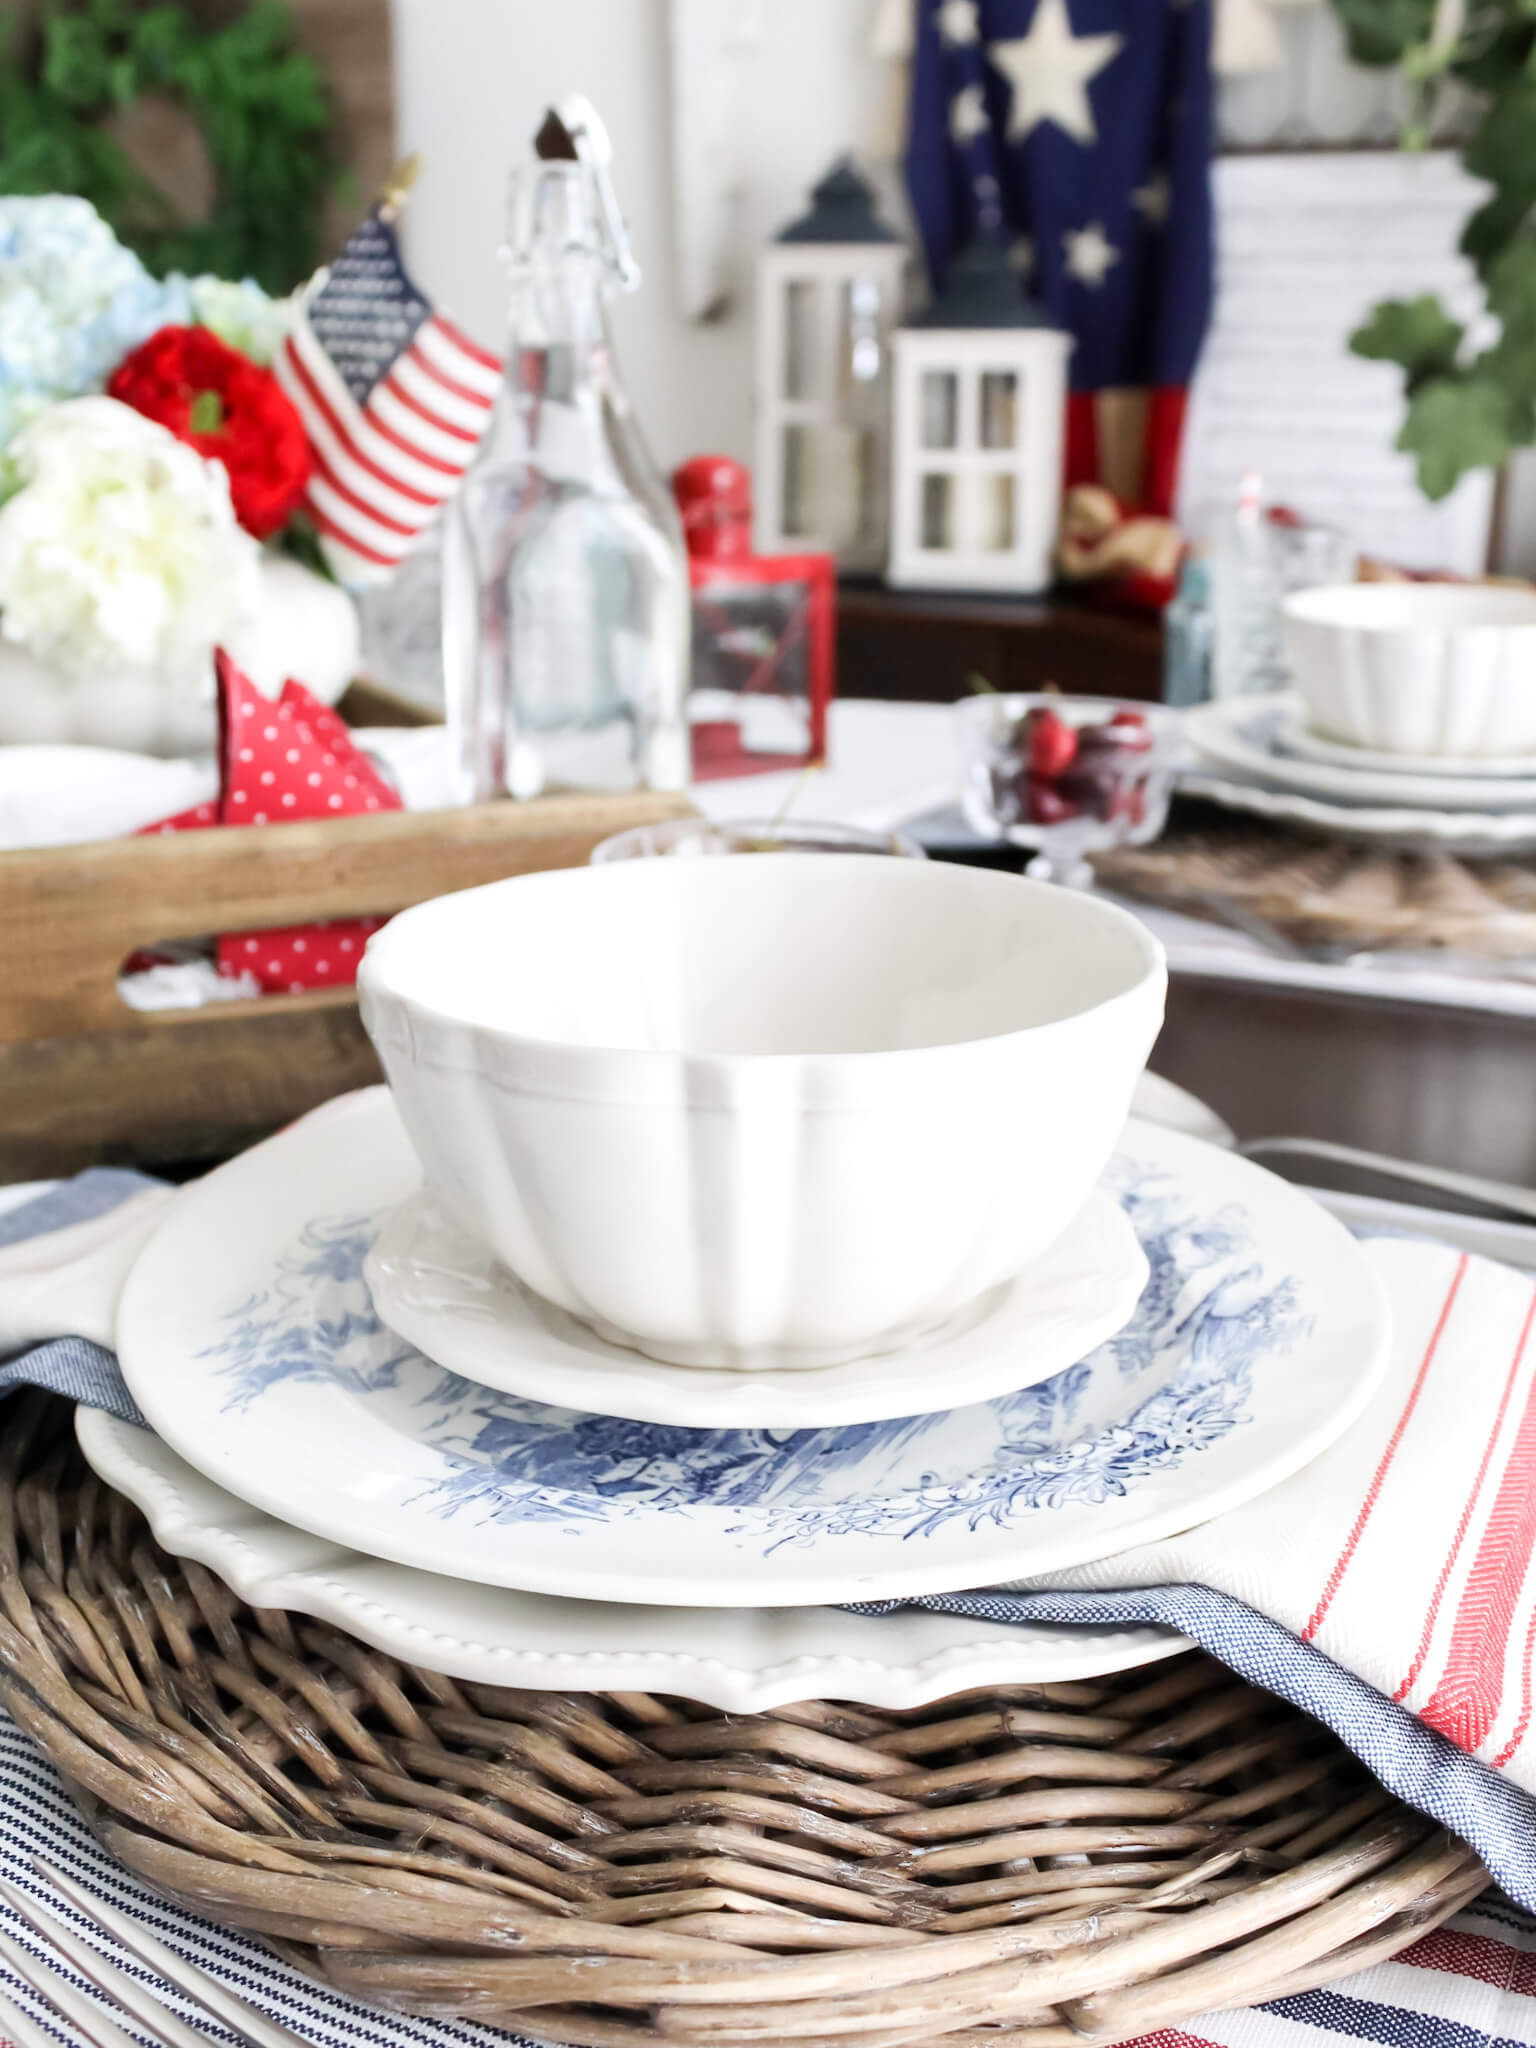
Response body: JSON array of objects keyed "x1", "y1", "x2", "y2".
[{"x1": 199, "y1": 1157, "x2": 1312, "y2": 1555}]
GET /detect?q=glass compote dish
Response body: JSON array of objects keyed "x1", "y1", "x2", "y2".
[{"x1": 956, "y1": 693, "x2": 1179, "y2": 886}]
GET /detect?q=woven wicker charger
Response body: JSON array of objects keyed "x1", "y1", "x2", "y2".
[{"x1": 0, "y1": 1397, "x2": 1489, "y2": 2047}]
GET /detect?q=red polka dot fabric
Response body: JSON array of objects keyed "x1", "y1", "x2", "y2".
[
  {"x1": 138, "y1": 649, "x2": 402, "y2": 993},
  {"x1": 221, "y1": 916, "x2": 389, "y2": 996},
  {"x1": 214, "y1": 648, "x2": 398, "y2": 828}
]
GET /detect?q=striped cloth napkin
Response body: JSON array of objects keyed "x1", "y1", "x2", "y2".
[{"x1": 857, "y1": 1234, "x2": 1536, "y2": 1914}]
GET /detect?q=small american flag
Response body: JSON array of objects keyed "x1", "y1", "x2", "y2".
[{"x1": 274, "y1": 208, "x2": 501, "y2": 586}]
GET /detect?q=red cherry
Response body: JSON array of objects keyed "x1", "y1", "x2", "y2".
[
  {"x1": 1107, "y1": 709, "x2": 1154, "y2": 752},
  {"x1": 1026, "y1": 707, "x2": 1078, "y2": 778},
  {"x1": 1073, "y1": 724, "x2": 1120, "y2": 759},
  {"x1": 1026, "y1": 779, "x2": 1078, "y2": 825},
  {"x1": 1059, "y1": 767, "x2": 1117, "y2": 821}
]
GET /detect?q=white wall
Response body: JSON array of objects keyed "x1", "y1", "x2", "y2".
[{"x1": 390, "y1": 0, "x2": 896, "y2": 474}]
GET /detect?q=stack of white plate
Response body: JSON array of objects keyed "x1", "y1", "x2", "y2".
[
  {"x1": 1182, "y1": 691, "x2": 1536, "y2": 857},
  {"x1": 82, "y1": 1079, "x2": 1389, "y2": 1712},
  {"x1": 81, "y1": 857, "x2": 1392, "y2": 1713}
]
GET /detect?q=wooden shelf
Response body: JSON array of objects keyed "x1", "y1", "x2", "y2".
[
  {"x1": 0, "y1": 789, "x2": 691, "y2": 1179},
  {"x1": 836, "y1": 579, "x2": 1164, "y2": 704}
]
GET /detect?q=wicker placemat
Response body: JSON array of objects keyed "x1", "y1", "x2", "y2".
[
  {"x1": 1096, "y1": 805, "x2": 1536, "y2": 960},
  {"x1": 0, "y1": 1397, "x2": 1489, "y2": 2046}
]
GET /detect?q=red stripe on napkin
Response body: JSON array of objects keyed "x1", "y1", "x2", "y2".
[
  {"x1": 1493, "y1": 1602, "x2": 1536, "y2": 1768},
  {"x1": 1397, "y1": 1923, "x2": 1536, "y2": 1994},
  {"x1": 1420, "y1": 1287, "x2": 1536, "y2": 1752},
  {"x1": 1394, "y1": 1287, "x2": 1536, "y2": 1703},
  {"x1": 1302, "y1": 1256, "x2": 1468, "y2": 1643}
]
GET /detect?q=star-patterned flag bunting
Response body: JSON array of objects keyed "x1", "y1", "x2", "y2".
[
  {"x1": 906, "y1": 0, "x2": 1214, "y2": 520},
  {"x1": 138, "y1": 653, "x2": 401, "y2": 994}
]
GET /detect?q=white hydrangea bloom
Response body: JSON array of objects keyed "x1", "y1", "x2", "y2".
[{"x1": 0, "y1": 398, "x2": 260, "y2": 686}]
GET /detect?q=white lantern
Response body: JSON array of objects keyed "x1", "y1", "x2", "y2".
[
  {"x1": 753, "y1": 160, "x2": 908, "y2": 576},
  {"x1": 888, "y1": 235, "x2": 1072, "y2": 595}
]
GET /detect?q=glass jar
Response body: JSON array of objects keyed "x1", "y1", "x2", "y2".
[{"x1": 443, "y1": 160, "x2": 690, "y2": 800}]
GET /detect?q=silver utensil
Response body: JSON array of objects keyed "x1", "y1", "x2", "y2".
[
  {"x1": 1242, "y1": 1136, "x2": 1536, "y2": 1226},
  {"x1": 0, "y1": 1863, "x2": 309, "y2": 2048}
]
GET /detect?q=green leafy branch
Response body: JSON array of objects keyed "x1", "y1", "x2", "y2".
[
  {"x1": 0, "y1": 0, "x2": 337, "y2": 293},
  {"x1": 1331, "y1": 0, "x2": 1536, "y2": 500}
]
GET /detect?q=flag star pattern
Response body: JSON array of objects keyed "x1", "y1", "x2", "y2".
[
  {"x1": 1132, "y1": 171, "x2": 1173, "y2": 225},
  {"x1": 937, "y1": 0, "x2": 982, "y2": 42},
  {"x1": 950, "y1": 82, "x2": 992, "y2": 142},
  {"x1": 987, "y1": 0, "x2": 1124, "y2": 144},
  {"x1": 274, "y1": 209, "x2": 502, "y2": 588},
  {"x1": 906, "y1": 0, "x2": 1215, "y2": 518},
  {"x1": 1063, "y1": 220, "x2": 1120, "y2": 286}
]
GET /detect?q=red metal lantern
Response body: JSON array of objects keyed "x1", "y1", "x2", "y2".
[{"x1": 672, "y1": 455, "x2": 836, "y2": 781}]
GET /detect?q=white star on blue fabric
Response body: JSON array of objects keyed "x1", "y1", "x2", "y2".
[
  {"x1": 949, "y1": 81, "x2": 991, "y2": 144},
  {"x1": 937, "y1": 0, "x2": 981, "y2": 44},
  {"x1": 988, "y1": 0, "x2": 1124, "y2": 145},
  {"x1": 1132, "y1": 172, "x2": 1172, "y2": 226},
  {"x1": 1062, "y1": 220, "x2": 1120, "y2": 286}
]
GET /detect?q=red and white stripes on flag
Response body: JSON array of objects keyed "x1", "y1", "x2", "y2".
[{"x1": 274, "y1": 290, "x2": 501, "y2": 588}]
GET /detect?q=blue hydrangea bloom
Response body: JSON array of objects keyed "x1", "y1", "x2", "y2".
[{"x1": 0, "y1": 198, "x2": 198, "y2": 454}]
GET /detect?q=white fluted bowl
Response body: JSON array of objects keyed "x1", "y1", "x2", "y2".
[
  {"x1": 1284, "y1": 582, "x2": 1536, "y2": 760},
  {"x1": 358, "y1": 857, "x2": 1165, "y2": 1373}
]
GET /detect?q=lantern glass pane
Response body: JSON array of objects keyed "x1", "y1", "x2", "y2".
[
  {"x1": 783, "y1": 281, "x2": 818, "y2": 400},
  {"x1": 781, "y1": 426, "x2": 813, "y2": 536},
  {"x1": 920, "y1": 371, "x2": 959, "y2": 450},
  {"x1": 980, "y1": 371, "x2": 1019, "y2": 450},
  {"x1": 980, "y1": 473, "x2": 1016, "y2": 552},
  {"x1": 920, "y1": 472, "x2": 955, "y2": 550},
  {"x1": 838, "y1": 278, "x2": 886, "y2": 392}
]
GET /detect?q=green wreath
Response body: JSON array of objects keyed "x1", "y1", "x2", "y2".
[{"x1": 0, "y1": 0, "x2": 337, "y2": 294}]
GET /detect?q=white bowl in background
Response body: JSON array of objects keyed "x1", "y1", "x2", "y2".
[
  {"x1": 1283, "y1": 582, "x2": 1536, "y2": 760},
  {"x1": 359, "y1": 856, "x2": 1165, "y2": 1373}
]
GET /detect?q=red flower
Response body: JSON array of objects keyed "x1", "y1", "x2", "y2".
[{"x1": 108, "y1": 325, "x2": 312, "y2": 540}]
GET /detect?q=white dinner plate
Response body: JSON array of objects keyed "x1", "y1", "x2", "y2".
[
  {"x1": 1186, "y1": 696, "x2": 1536, "y2": 812},
  {"x1": 1131, "y1": 1071, "x2": 1234, "y2": 1149},
  {"x1": 114, "y1": 1088, "x2": 1391, "y2": 1608},
  {"x1": 366, "y1": 1184, "x2": 1149, "y2": 1430},
  {"x1": 76, "y1": 1409, "x2": 1187, "y2": 1712},
  {"x1": 1178, "y1": 767, "x2": 1536, "y2": 857},
  {"x1": 1272, "y1": 699, "x2": 1536, "y2": 782}
]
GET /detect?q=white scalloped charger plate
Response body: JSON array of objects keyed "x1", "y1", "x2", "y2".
[
  {"x1": 1178, "y1": 768, "x2": 1536, "y2": 856},
  {"x1": 75, "y1": 1409, "x2": 1186, "y2": 1711},
  {"x1": 1187, "y1": 696, "x2": 1536, "y2": 812},
  {"x1": 366, "y1": 1184, "x2": 1148, "y2": 1430},
  {"x1": 114, "y1": 1089, "x2": 1391, "y2": 1608}
]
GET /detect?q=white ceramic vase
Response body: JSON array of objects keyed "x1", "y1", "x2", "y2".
[{"x1": 0, "y1": 554, "x2": 360, "y2": 756}]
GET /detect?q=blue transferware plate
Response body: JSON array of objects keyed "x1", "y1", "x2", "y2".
[{"x1": 116, "y1": 1089, "x2": 1390, "y2": 1608}]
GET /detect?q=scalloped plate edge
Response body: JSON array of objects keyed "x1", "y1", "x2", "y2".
[{"x1": 76, "y1": 1407, "x2": 1188, "y2": 1712}]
